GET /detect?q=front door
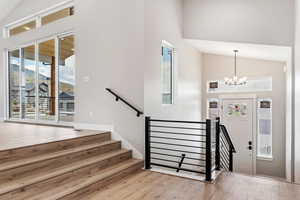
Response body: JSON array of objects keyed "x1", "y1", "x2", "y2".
[{"x1": 221, "y1": 98, "x2": 255, "y2": 175}]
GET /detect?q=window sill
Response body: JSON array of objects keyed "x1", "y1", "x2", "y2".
[{"x1": 257, "y1": 156, "x2": 273, "y2": 161}]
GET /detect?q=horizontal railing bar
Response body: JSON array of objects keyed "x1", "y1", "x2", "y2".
[
  {"x1": 150, "y1": 152, "x2": 205, "y2": 161},
  {"x1": 151, "y1": 130, "x2": 206, "y2": 137},
  {"x1": 150, "y1": 141, "x2": 205, "y2": 149},
  {"x1": 220, "y1": 156, "x2": 228, "y2": 167},
  {"x1": 150, "y1": 125, "x2": 206, "y2": 131},
  {"x1": 150, "y1": 136, "x2": 205, "y2": 143},
  {"x1": 220, "y1": 138, "x2": 230, "y2": 151},
  {"x1": 150, "y1": 163, "x2": 206, "y2": 174},
  {"x1": 150, "y1": 146, "x2": 206, "y2": 155},
  {"x1": 220, "y1": 155, "x2": 229, "y2": 167},
  {"x1": 151, "y1": 157, "x2": 205, "y2": 167},
  {"x1": 221, "y1": 163, "x2": 229, "y2": 171},
  {"x1": 220, "y1": 151, "x2": 229, "y2": 161},
  {"x1": 150, "y1": 119, "x2": 206, "y2": 124},
  {"x1": 220, "y1": 125, "x2": 236, "y2": 152}
]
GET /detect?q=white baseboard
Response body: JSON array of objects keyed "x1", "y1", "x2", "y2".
[{"x1": 74, "y1": 123, "x2": 143, "y2": 159}]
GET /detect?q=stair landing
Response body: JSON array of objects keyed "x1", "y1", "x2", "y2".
[{"x1": 0, "y1": 122, "x2": 106, "y2": 151}]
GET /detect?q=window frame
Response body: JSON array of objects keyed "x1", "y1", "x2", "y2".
[
  {"x1": 5, "y1": 31, "x2": 75, "y2": 126},
  {"x1": 4, "y1": 0, "x2": 74, "y2": 38},
  {"x1": 161, "y1": 40, "x2": 175, "y2": 105},
  {"x1": 256, "y1": 98, "x2": 273, "y2": 161}
]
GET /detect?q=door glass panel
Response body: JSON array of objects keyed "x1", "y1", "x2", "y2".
[
  {"x1": 58, "y1": 35, "x2": 75, "y2": 122},
  {"x1": 21, "y1": 45, "x2": 36, "y2": 120},
  {"x1": 8, "y1": 50, "x2": 21, "y2": 119},
  {"x1": 38, "y1": 39, "x2": 56, "y2": 121}
]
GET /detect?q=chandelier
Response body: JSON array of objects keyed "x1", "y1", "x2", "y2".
[{"x1": 224, "y1": 50, "x2": 247, "y2": 86}]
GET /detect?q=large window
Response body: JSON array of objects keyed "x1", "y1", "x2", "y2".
[
  {"x1": 7, "y1": 34, "x2": 75, "y2": 123},
  {"x1": 161, "y1": 41, "x2": 174, "y2": 105}
]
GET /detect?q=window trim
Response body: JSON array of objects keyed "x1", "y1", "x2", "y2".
[
  {"x1": 161, "y1": 40, "x2": 175, "y2": 105},
  {"x1": 5, "y1": 31, "x2": 75, "y2": 126},
  {"x1": 4, "y1": 0, "x2": 74, "y2": 38}
]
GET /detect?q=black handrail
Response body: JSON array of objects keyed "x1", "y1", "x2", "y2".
[
  {"x1": 106, "y1": 88, "x2": 143, "y2": 117},
  {"x1": 220, "y1": 125, "x2": 236, "y2": 153}
]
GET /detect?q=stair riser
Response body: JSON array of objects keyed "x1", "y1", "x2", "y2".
[
  {"x1": 62, "y1": 162, "x2": 144, "y2": 200},
  {"x1": 0, "y1": 141, "x2": 121, "y2": 184},
  {"x1": 0, "y1": 151, "x2": 132, "y2": 200},
  {"x1": 0, "y1": 133, "x2": 111, "y2": 163}
]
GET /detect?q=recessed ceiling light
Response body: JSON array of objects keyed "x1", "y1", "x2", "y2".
[{"x1": 23, "y1": 26, "x2": 31, "y2": 30}]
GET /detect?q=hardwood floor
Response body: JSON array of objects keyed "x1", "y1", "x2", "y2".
[
  {"x1": 87, "y1": 170, "x2": 300, "y2": 200},
  {"x1": 0, "y1": 129, "x2": 143, "y2": 199},
  {"x1": 0, "y1": 122, "x2": 105, "y2": 151}
]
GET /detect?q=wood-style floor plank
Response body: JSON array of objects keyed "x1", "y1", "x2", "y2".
[{"x1": 87, "y1": 170, "x2": 300, "y2": 200}]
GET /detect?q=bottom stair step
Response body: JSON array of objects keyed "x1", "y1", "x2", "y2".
[{"x1": 28, "y1": 159, "x2": 144, "y2": 200}]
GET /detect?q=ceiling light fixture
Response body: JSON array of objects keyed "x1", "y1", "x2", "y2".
[
  {"x1": 224, "y1": 50, "x2": 247, "y2": 86},
  {"x1": 23, "y1": 26, "x2": 31, "y2": 31}
]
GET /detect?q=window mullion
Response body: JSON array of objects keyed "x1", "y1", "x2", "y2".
[
  {"x1": 18, "y1": 48, "x2": 23, "y2": 120},
  {"x1": 55, "y1": 37, "x2": 59, "y2": 122},
  {"x1": 35, "y1": 42, "x2": 39, "y2": 120}
]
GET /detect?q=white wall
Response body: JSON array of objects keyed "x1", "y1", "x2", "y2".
[
  {"x1": 202, "y1": 54, "x2": 287, "y2": 178},
  {"x1": 294, "y1": 0, "x2": 300, "y2": 184},
  {"x1": 144, "y1": 0, "x2": 202, "y2": 121},
  {"x1": 0, "y1": 0, "x2": 145, "y2": 155},
  {"x1": 183, "y1": 0, "x2": 295, "y2": 46}
]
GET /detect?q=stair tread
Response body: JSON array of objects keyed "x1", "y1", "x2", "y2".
[
  {"x1": 29, "y1": 159, "x2": 143, "y2": 200},
  {"x1": 0, "y1": 140, "x2": 120, "y2": 172},
  {"x1": 0, "y1": 149, "x2": 131, "y2": 195}
]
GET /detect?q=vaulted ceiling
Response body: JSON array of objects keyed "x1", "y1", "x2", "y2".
[{"x1": 0, "y1": 0, "x2": 23, "y2": 22}]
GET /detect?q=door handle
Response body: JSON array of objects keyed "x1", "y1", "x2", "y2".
[{"x1": 248, "y1": 145, "x2": 252, "y2": 150}]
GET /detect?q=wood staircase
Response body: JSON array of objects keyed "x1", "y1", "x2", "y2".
[{"x1": 0, "y1": 131, "x2": 144, "y2": 200}]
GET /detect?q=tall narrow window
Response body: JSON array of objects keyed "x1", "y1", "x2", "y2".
[
  {"x1": 21, "y1": 45, "x2": 36, "y2": 120},
  {"x1": 58, "y1": 35, "x2": 75, "y2": 122},
  {"x1": 257, "y1": 99, "x2": 272, "y2": 159},
  {"x1": 38, "y1": 39, "x2": 56, "y2": 121},
  {"x1": 8, "y1": 49, "x2": 21, "y2": 118},
  {"x1": 161, "y1": 41, "x2": 174, "y2": 105}
]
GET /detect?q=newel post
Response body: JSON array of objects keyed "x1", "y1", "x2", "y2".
[
  {"x1": 145, "y1": 116, "x2": 151, "y2": 169},
  {"x1": 215, "y1": 117, "x2": 221, "y2": 171},
  {"x1": 205, "y1": 119, "x2": 212, "y2": 181}
]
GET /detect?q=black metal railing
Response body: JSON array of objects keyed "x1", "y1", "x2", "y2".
[
  {"x1": 145, "y1": 116, "x2": 236, "y2": 182},
  {"x1": 106, "y1": 88, "x2": 143, "y2": 117},
  {"x1": 219, "y1": 123, "x2": 236, "y2": 172}
]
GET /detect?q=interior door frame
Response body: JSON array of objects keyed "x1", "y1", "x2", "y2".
[{"x1": 219, "y1": 94, "x2": 257, "y2": 175}]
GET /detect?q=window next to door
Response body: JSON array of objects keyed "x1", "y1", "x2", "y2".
[
  {"x1": 7, "y1": 34, "x2": 75, "y2": 124},
  {"x1": 257, "y1": 99, "x2": 273, "y2": 160}
]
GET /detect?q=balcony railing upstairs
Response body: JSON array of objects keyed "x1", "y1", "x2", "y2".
[{"x1": 145, "y1": 116, "x2": 236, "y2": 182}]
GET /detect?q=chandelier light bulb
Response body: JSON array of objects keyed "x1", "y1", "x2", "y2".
[{"x1": 224, "y1": 50, "x2": 247, "y2": 86}]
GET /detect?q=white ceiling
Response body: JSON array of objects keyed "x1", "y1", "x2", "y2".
[
  {"x1": 185, "y1": 39, "x2": 292, "y2": 62},
  {"x1": 0, "y1": 0, "x2": 23, "y2": 22}
]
